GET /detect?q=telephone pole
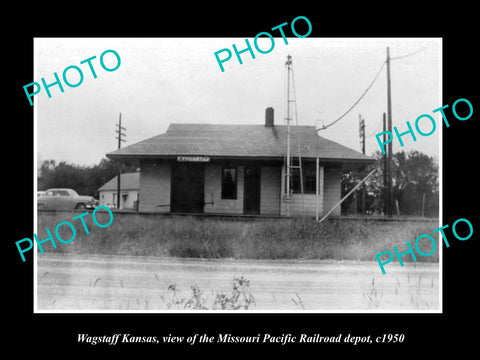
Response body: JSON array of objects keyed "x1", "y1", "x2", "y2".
[
  {"x1": 359, "y1": 114, "x2": 365, "y2": 155},
  {"x1": 359, "y1": 114, "x2": 366, "y2": 213},
  {"x1": 382, "y1": 112, "x2": 388, "y2": 215},
  {"x1": 115, "y1": 113, "x2": 126, "y2": 209},
  {"x1": 386, "y1": 47, "x2": 393, "y2": 217}
]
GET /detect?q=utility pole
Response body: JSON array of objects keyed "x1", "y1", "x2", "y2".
[
  {"x1": 115, "y1": 113, "x2": 126, "y2": 209},
  {"x1": 359, "y1": 114, "x2": 366, "y2": 214},
  {"x1": 386, "y1": 47, "x2": 393, "y2": 217},
  {"x1": 359, "y1": 114, "x2": 365, "y2": 155},
  {"x1": 382, "y1": 112, "x2": 388, "y2": 215}
]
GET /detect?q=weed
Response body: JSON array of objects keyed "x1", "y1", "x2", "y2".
[
  {"x1": 409, "y1": 288, "x2": 430, "y2": 309},
  {"x1": 160, "y1": 276, "x2": 255, "y2": 310},
  {"x1": 364, "y1": 274, "x2": 434, "y2": 310},
  {"x1": 162, "y1": 284, "x2": 187, "y2": 309},
  {"x1": 291, "y1": 292, "x2": 305, "y2": 310},
  {"x1": 363, "y1": 276, "x2": 383, "y2": 309},
  {"x1": 184, "y1": 285, "x2": 209, "y2": 310},
  {"x1": 212, "y1": 276, "x2": 255, "y2": 310},
  {"x1": 395, "y1": 277, "x2": 401, "y2": 295}
]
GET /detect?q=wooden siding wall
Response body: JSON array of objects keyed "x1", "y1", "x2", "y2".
[
  {"x1": 139, "y1": 161, "x2": 171, "y2": 212},
  {"x1": 204, "y1": 165, "x2": 281, "y2": 215},
  {"x1": 204, "y1": 164, "x2": 244, "y2": 214},
  {"x1": 280, "y1": 165, "x2": 341, "y2": 217},
  {"x1": 137, "y1": 160, "x2": 340, "y2": 216},
  {"x1": 99, "y1": 189, "x2": 139, "y2": 209},
  {"x1": 323, "y1": 167, "x2": 341, "y2": 216}
]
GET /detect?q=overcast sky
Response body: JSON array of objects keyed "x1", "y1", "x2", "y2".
[{"x1": 35, "y1": 37, "x2": 441, "y2": 166}]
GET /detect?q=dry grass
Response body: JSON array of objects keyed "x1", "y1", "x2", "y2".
[{"x1": 36, "y1": 212, "x2": 439, "y2": 262}]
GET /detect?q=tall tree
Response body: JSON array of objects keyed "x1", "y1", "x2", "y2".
[
  {"x1": 391, "y1": 150, "x2": 438, "y2": 216},
  {"x1": 37, "y1": 158, "x2": 138, "y2": 198},
  {"x1": 341, "y1": 150, "x2": 439, "y2": 217}
]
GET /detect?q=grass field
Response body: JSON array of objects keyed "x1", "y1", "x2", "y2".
[{"x1": 36, "y1": 212, "x2": 439, "y2": 263}]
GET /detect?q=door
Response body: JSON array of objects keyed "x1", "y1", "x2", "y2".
[
  {"x1": 41, "y1": 190, "x2": 59, "y2": 209},
  {"x1": 171, "y1": 163, "x2": 205, "y2": 213},
  {"x1": 44, "y1": 189, "x2": 69, "y2": 210},
  {"x1": 244, "y1": 167, "x2": 261, "y2": 215}
]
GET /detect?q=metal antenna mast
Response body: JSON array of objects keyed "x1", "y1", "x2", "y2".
[
  {"x1": 284, "y1": 55, "x2": 304, "y2": 217},
  {"x1": 285, "y1": 55, "x2": 292, "y2": 217}
]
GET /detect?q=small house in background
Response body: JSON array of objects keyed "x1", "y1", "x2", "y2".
[
  {"x1": 106, "y1": 108, "x2": 373, "y2": 217},
  {"x1": 98, "y1": 172, "x2": 140, "y2": 209}
]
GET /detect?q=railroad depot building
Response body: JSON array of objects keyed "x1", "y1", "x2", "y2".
[{"x1": 106, "y1": 108, "x2": 373, "y2": 217}]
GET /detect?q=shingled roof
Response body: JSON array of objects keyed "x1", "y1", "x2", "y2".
[
  {"x1": 107, "y1": 123, "x2": 373, "y2": 164},
  {"x1": 98, "y1": 172, "x2": 140, "y2": 191}
]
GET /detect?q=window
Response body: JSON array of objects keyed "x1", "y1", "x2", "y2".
[
  {"x1": 289, "y1": 165, "x2": 316, "y2": 194},
  {"x1": 304, "y1": 167, "x2": 317, "y2": 194},
  {"x1": 48, "y1": 190, "x2": 69, "y2": 196},
  {"x1": 221, "y1": 167, "x2": 237, "y2": 199}
]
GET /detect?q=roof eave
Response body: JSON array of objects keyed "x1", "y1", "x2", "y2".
[{"x1": 106, "y1": 153, "x2": 374, "y2": 164}]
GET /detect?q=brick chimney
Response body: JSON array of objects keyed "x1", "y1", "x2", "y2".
[{"x1": 265, "y1": 107, "x2": 274, "y2": 127}]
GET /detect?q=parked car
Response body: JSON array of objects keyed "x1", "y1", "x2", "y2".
[{"x1": 37, "y1": 188, "x2": 97, "y2": 210}]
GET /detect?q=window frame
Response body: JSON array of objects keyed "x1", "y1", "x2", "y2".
[
  {"x1": 288, "y1": 164, "x2": 317, "y2": 195},
  {"x1": 221, "y1": 166, "x2": 238, "y2": 200}
]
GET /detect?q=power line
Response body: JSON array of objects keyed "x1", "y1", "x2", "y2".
[
  {"x1": 390, "y1": 47, "x2": 427, "y2": 61},
  {"x1": 316, "y1": 46, "x2": 427, "y2": 133},
  {"x1": 366, "y1": 117, "x2": 384, "y2": 138},
  {"x1": 317, "y1": 60, "x2": 386, "y2": 131}
]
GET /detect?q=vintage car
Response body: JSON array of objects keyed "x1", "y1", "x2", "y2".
[{"x1": 37, "y1": 188, "x2": 97, "y2": 210}]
